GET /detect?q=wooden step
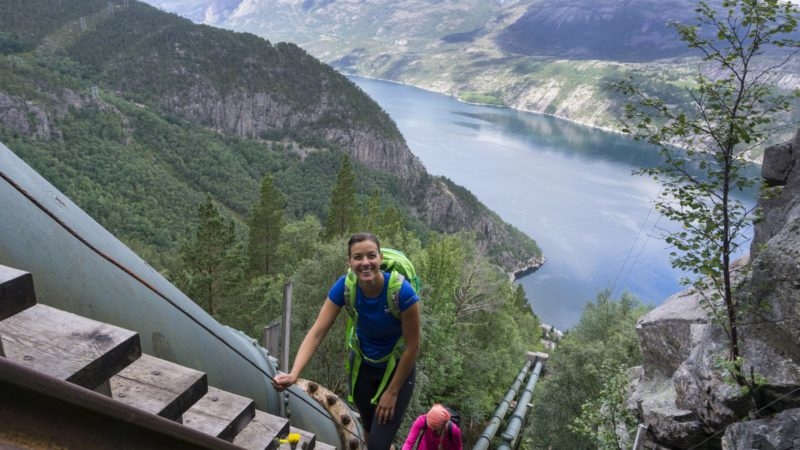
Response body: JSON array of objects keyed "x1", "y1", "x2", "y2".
[
  {"x1": 278, "y1": 427, "x2": 337, "y2": 450},
  {"x1": 0, "y1": 269, "x2": 340, "y2": 449},
  {"x1": 0, "y1": 265, "x2": 36, "y2": 321},
  {"x1": 233, "y1": 409, "x2": 290, "y2": 450},
  {"x1": 0, "y1": 303, "x2": 140, "y2": 390},
  {"x1": 282, "y1": 426, "x2": 315, "y2": 450},
  {"x1": 183, "y1": 386, "x2": 256, "y2": 442},
  {"x1": 110, "y1": 353, "x2": 208, "y2": 422}
]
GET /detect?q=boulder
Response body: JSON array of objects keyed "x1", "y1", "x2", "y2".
[
  {"x1": 636, "y1": 289, "x2": 708, "y2": 378},
  {"x1": 752, "y1": 129, "x2": 800, "y2": 257},
  {"x1": 740, "y1": 215, "x2": 800, "y2": 363},
  {"x1": 722, "y1": 408, "x2": 800, "y2": 450},
  {"x1": 628, "y1": 367, "x2": 707, "y2": 449}
]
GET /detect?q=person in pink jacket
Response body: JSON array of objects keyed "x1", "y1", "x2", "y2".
[{"x1": 402, "y1": 404, "x2": 462, "y2": 450}]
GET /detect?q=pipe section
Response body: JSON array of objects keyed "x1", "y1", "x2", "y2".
[
  {"x1": 498, "y1": 359, "x2": 544, "y2": 449},
  {"x1": 473, "y1": 359, "x2": 532, "y2": 450}
]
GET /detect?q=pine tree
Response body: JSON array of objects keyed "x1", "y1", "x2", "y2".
[
  {"x1": 247, "y1": 176, "x2": 286, "y2": 277},
  {"x1": 362, "y1": 188, "x2": 382, "y2": 233},
  {"x1": 180, "y1": 195, "x2": 243, "y2": 317},
  {"x1": 361, "y1": 188, "x2": 404, "y2": 243},
  {"x1": 324, "y1": 155, "x2": 357, "y2": 238}
]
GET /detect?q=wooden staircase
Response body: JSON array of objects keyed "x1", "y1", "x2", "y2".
[{"x1": 0, "y1": 264, "x2": 337, "y2": 450}]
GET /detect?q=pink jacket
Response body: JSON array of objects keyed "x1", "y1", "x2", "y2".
[{"x1": 402, "y1": 414, "x2": 462, "y2": 450}]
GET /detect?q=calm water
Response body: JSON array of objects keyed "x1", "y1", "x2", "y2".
[{"x1": 351, "y1": 76, "x2": 754, "y2": 330}]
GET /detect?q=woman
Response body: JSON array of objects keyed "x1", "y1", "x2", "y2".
[
  {"x1": 402, "y1": 404, "x2": 462, "y2": 450},
  {"x1": 272, "y1": 232, "x2": 421, "y2": 449}
]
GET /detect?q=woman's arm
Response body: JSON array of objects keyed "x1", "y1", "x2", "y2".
[
  {"x1": 375, "y1": 301, "x2": 421, "y2": 424},
  {"x1": 272, "y1": 299, "x2": 341, "y2": 390}
]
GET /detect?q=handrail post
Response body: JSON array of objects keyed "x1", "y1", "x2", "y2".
[
  {"x1": 632, "y1": 423, "x2": 648, "y2": 450},
  {"x1": 280, "y1": 281, "x2": 292, "y2": 419}
]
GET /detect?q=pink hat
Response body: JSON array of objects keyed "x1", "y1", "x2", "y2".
[{"x1": 426, "y1": 404, "x2": 451, "y2": 430}]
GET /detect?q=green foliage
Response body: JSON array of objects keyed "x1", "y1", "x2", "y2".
[
  {"x1": 275, "y1": 215, "x2": 325, "y2": 277},
  {"x1": 286, "y1": 239, "x2": 351, "y2": 392},
  {"x1": 614, "y1": 0, "x2": 800, "y2": 376},
  {"x1": 459, "y1": 91, "x2": 506, "y2": 106},
  {"x1": 220, "y1": 273, "x2": 288, "y2": 340},
  {"x1": 248, "y1": 176, "x2": 286, "y2": 277},
  {"x1": 0, "y1": 0, "x2": 110, "y2": 52},
  {"x1": 44, "y1": 1, "x2": 404, "y2": 141},
  {"x1": 178, "y1": 195, "x2": 244, "y2": 317},
  {"x1": 360, "y1": 188, "x2": 406, "y2": 244},
  {"x1": 324, "y1": 155, "x2": 358, "y2": 239},
  {"x1": 570, "y1": 364, "x2": 639, "y2": 449},
  {"x1": 527, "y1": 291, "x2": 648, "y2": 449}
]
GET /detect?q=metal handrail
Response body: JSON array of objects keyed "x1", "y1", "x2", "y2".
[
  {"x1": 473, "y1": 359, "x2": 533, "y2": 450},
  {"x1": 497, "y1": 358, "x2": 544, "y2": 449}
]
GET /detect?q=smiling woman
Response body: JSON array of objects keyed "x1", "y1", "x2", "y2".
[{"x1": 272, "y1": 232, "x2": 421, "y2": 450}]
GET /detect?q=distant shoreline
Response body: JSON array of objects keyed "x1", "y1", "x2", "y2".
[
  {"x1": 510, "y1": 256, "x2": 546, "y2": 283},
  {"x1": 345, "y1": 72, "x2": 767, "y2": 164},
  {"x1": 344, "y1": 73, "x2": 625, "y2": 138}
]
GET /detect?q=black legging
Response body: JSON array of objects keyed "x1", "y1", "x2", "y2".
[{"x1": 353, "y1": 363, "x2": 416, "y2": 449}]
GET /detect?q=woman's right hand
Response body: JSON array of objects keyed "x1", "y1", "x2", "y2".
[{"x1": 272, "y1": 372, "x2": 298, "y2": 391}]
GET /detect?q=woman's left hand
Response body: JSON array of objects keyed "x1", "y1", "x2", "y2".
[{"x1": 376, "y1": 390, "x2": 398, "y2": 424}]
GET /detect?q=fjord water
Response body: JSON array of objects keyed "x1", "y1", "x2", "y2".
[{"x1": 351, "y1": 76, "x2": 755, "y2": 330}]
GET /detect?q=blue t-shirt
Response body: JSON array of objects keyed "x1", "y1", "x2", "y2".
[{"x1": 328, "y1": 271, "x2": 419, "y2": 365}]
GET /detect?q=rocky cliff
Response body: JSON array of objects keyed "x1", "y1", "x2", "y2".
[{"x1": 628, "y1": 130, "x2": 800, "y2": 449}]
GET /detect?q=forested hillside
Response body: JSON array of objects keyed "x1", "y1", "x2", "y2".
[{"x1": 0, "y1": 0, "x2": 541, "y2": 274}]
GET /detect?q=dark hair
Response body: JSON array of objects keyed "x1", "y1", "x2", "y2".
[{"x1": 347, "y1": 232, "x2": 381, "y2": 256}]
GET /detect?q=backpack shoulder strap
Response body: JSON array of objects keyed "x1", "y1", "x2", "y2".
[
  {"x1": 345, "y1": 269, "x2": 402, "y2": 319},
  {"x1": 386, "y1": 270, "x2": 404, "y2": 319},
  {"x1": 343, "y1": 269, "x2": 358, "y2": 318}
]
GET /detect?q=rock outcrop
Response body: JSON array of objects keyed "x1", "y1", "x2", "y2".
[
  {"x1": 722, "y1": 407, "x2": 800, "y2": 449},
  {"x1": 628, "y1": 130, "x2": 800, "y2": 449},
  {"x1": 165, "y1": 86, "x2": 427, "y2": 181}
]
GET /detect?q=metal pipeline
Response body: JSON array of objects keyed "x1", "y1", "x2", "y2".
[
  {"x1": 473, "y1": 359, "x2": 533, "y2": 450},
  {"x1": 497, "y1": 358, "x2": 544, "y2": 450},
  {"x1": 0, "y1": 142, "x2": 351, "y2": 448}
]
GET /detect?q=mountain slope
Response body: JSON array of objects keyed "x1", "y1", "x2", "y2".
[
  {"x1": 0, "y1": 0, "x2": 541, "y2": 273},
  {"x1": 142, "y1": 0, "x2": 800, "y2": 144},
  {"x1": 497, "y1": 0, "x2": 696, "y2": 61}
]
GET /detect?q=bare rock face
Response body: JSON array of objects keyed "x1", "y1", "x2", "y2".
[
  {"x1": 629, "y1": 130, "x2": 800, "y2": 449},
  {"x1": 332, "y1": 127, "x2": 425, "y2": 179},
  {"x1": 722, "y1": 408, "x2": 800, "y2": 450},
  {"x1": 671, "y1": 320, "x2": 800, "y2": 431},
  {"x1": 752, "y1": 129, "x2": 800, "y2": 256},
  {"x1": 0, "y1": 93, "x2": 53, "y2": 139},
  {"x1": 169, "y1": 87, "x2": 427, "y2": 180},
  {"x1": 628, "y1": 367, "x2": 707, "y2": 448}
]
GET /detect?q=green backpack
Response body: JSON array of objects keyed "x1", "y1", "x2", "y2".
[{"x1": 343, "y1": 248, "x2": 420, "y2": 404}]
